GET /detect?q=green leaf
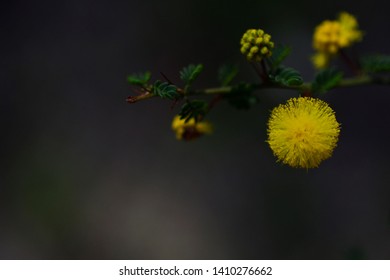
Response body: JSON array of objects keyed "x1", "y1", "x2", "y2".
[
  {"x1": 153, "y1": 80, "x2": 179, "y2": 100},
  {"x1": 127, "y1": 72, "x2": 151, "y2": 86},
  {"x1": 179, "y1": 100, "x2": 208, "y2": 122},
  {"x1": 225, "y1": 83, "x2": 258, "y2": 110},
  {"x1": 361, "y1": 55, "x2": 390, "y2": 73},
  {"x1": 180, "y1": 64, "x2": 204, "y2": 86},
  {"x1": 269, "y1": 67, "x2": 303, "y2": 86},
  {"x1": 218, "y1": 64, "x2": 238, "y2": 86},
  {"x1": 270, "y1": 45, "x2": 291, "y2": 70},
  {"x1": 312, "y1": 68, "x2": 343, "y2": 94}
]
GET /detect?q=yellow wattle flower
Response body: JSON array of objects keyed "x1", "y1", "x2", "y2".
[
  {"x1": 313, "y1": 20, "x2": 343, "y2": 54},
  {"x1": 267, "y1": 97, "x2": 341, "y2": 168},
  {"x1": 171, "y1": 115, "x2": 213, "y2": 141},
  {"x1": 338, "y1": 12, "x2": 363, "y2": 46},
  {"x1": 311, "y1": 12, "x2": 363, "y2": 69}
]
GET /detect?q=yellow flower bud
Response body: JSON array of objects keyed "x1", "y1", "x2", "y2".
[
  {"x1": 240, "y1": 28, "x2": 274, "y2": 62},
  {"x1": 260, "y1": 46, "x2": 269, "y2": 55},
  {"x1": 250, "y1": 46, "x2": 259, "y2": 54}
]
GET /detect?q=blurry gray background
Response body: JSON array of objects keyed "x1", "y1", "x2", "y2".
[{"x1": 1, "y1": 0, "x2": 390, "y2": 259}]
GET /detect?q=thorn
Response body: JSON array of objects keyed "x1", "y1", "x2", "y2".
[{"x1": 160, "y1": 72, "x2": 174, "y2": 84}]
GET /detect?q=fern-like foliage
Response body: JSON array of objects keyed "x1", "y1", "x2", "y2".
[
  {"x1": 269, "y1": 66, "x2": 303, "y2": 86},
  {"x1": 153, "y1": 80, "x2": 179, "y2": 100},
  {"x1": 180, "y1": 64, "x2": 204, "y2": 87},
  {"x1": 225, "y1": 83, "x2": 258, "y2": 110},
  {"x1": 179, "y1": 100, "x2": 208, "y2": 122},
  {"x1": 312, "y1": 68, "x2": 343, "y2": 94},
  {"x1": 218, "y1": 64, "x2": 238, "y2": 86},
  {"x1": 361, "y1": 55, "x2": 390, "y2": 73},
  {"x1": 127, "y1": 72, "x2": 151, "y2": 86},
  {"x1": 270, "y1": 45, "x2": 291, "y2": 71}
]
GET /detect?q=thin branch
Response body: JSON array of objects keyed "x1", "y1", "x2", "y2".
[
  {"x1": 126, "y1": 75, "x2": 390, "y2": 103},
  {"x1": 126, "y1": 93, "x2": 156, "y2": 103}
]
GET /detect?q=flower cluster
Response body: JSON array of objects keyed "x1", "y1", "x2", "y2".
[
  {"x1": 267, "y1": 97, "x2": 341, "y2": 169},
  {"x1": 240, "y1": 29, "x2": 274, "y2": 62},
  {"x1": 171, "y1": 116, "x2": 213, "y2": 141},
  {"x1": 312, "y1": 12, "x2": 363, "y2": 69}
]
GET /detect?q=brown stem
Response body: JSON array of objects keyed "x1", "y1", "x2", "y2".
[
  {"x1": 261, "y1": 59, "x2": 269, "y2": 83},
  {"x1": 126, "y1": 93, "x2": 156, "y2": 103},
  {"x1": 339, "y1": 49, "x2": 362, "y2": 76},
  {"x1": 251, "y1": 62, "x2": 267, "y2": 82}
]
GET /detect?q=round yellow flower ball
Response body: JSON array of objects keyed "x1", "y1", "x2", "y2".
[{"x1": 267, "y1": 97, "x2": 341, "y2": 168}]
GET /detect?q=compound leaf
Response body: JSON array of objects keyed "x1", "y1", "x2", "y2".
[
  {"x1": 179, "y1": 100, "x2": 208, "y2": 122},
  {"x1": 218, "y1": 64, "x2": 238, "y2": 86},
  {"x1": 270, "y1": 45, "x2": 291, "y2": 70},
  {"x1": 153, "y1": 80, "x2": 179, "y2": 100},
  {"x1": 269, "y1": 67, "x2": 303, "y2": 86},
  {"x1": 127, "y1": 72, "x2": 151, "y2": 86},
  {"x1": 225, "y1": 83, "x2": 258, "y2": 110},
  {"x1": 361, "y1": 55, "x2": 390, "y2": 73},
  {"x1": 180, "y1": 64, "x2": 204, "y2": 85},
  {"x1": 312, "y1": 68, "x2": 343, "y2": 94}
]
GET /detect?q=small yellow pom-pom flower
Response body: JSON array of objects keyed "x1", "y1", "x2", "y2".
[
  {"x1": 171, "y1": 115, "x2": 213, "y2": 141},
  {"x1": 312, "y1": 12, "x2": 363, "y2": 69},
  {"x1": 267, "y1": 97, "x2": 341, "y2": 169},
  {"x1": 313, "y1": 20, "x2": 343, "y2": 54},
  {"x1": 240, "y1": 29, "x2": 274, "y2": 62},
  {"x1": 313, "y1": 12, "x2": 362, "y2": 53}
]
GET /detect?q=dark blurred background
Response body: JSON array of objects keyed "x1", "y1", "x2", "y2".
[{"x1": 1, "y1": 0, "x2": 390, "y2": 259}]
